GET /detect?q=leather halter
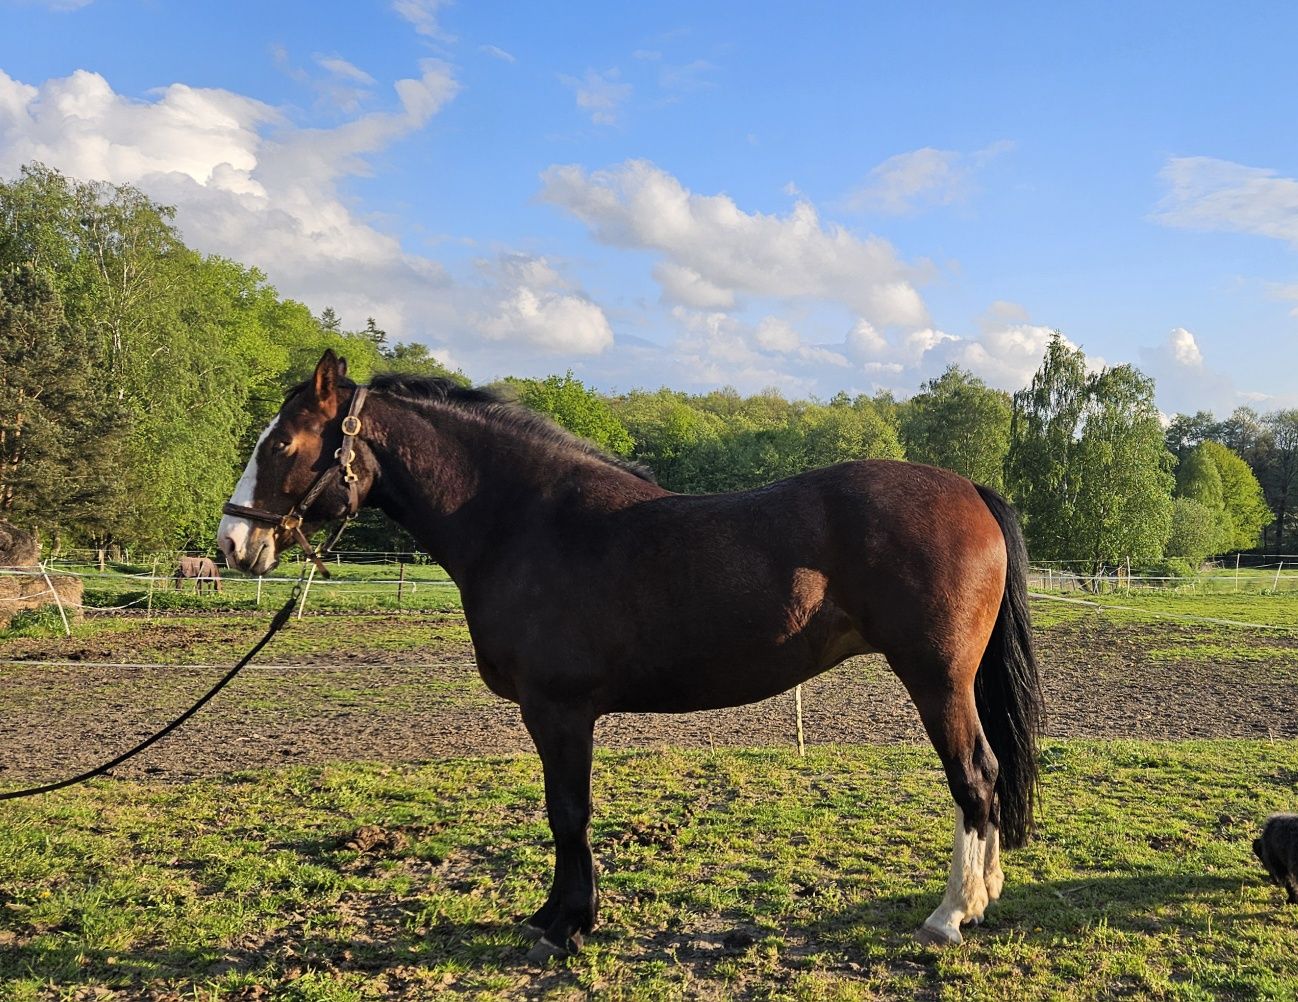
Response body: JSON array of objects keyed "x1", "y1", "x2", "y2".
[{"x1": 222, "y1": 386, "x2": 369, "y2": 578}]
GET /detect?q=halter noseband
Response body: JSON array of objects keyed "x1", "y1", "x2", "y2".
[{"x1": 222, "y1": 386, "x2": 369, "y2": 578}]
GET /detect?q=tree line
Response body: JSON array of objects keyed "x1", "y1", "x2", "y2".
[{"x1": 1, "y1": 165, "x2": 1290, "y2": 571}]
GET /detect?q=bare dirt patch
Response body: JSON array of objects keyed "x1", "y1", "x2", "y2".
[{"x1": 1, "y1": 611, "x2": 1295, "y2": 785}]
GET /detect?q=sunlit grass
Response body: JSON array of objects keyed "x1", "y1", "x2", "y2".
[{"x1": 2, "y1": 741, "x2": 1296, "y2": 1000}]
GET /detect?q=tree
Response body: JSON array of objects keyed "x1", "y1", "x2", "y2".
[
  {"x1": 504, "y1": 372, "x2": 634, "y2": 456},
  {"x1": 0, "y1": 264, "x2": 128, "y2": 543},
  {"x1": 1173, "y1": 445, "x2": 1231, "y2": 556},
  {"x1": 1258, "y1": 411, "x2": 1298, "y2": 552},
  {"x1": 318, "y1": 306, "x2": 342, "y2": 332},
  {"x1": 1165, "y1": 498, "x2": 1221, "y2": 567},
  {"x1": 1199, "y1": 441, "x2": 1271, "y2": 551},
  {"x1": 613, "y1": 389, "x2": 725, "y2": 491},
  {"x1": 899, "y1": 366, "x2": 1012, "y2": 489},
  {"x1": 1006, "y1": 334, "x2": 1174, "y2": 572},
  {"x1": 1165, "y1": 410, "x2": 1218, "y2": 463}
]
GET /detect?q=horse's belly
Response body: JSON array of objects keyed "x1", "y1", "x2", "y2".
[{"x1": 607, "y1": 627, "x2": 873, "y2": 714}]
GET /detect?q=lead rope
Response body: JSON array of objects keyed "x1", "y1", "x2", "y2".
[{"x1": 0, "y1": 520, "x2": 355, "y2": 801}]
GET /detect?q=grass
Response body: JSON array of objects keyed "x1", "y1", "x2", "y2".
[{"x1": 1, "y1": 741, "x2": 1296, "y2": 1000}]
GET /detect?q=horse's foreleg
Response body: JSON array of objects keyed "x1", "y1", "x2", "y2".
[{"x1": 520, "y1": 698, "x2": 597, "y2": 962}]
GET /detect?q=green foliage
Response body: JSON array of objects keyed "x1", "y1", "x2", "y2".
[
  {"x1": 503, "y1": 371, "x2": 634, "y2": 455},
  {"x1": 1164, "y1": 497, "x2": 1220, "y2": 568},
  {"x1": 1199, "y1": 440, "x2": 1272, "y2": 550},
  {"x1": 0, "y1": 262, "x2": 129, "y2": 541},
  {"x1": 898, "y1": 365, "x2": 1011, "y2": 489},
  {"x1": 1134, "y1": 556, "x2": 1196, "y2": 580},
  {"x1": 1007, "y1": 335, "x2": 1174, "y2": 570}
]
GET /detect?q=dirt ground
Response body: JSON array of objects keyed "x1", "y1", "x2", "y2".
[{"x1": 1, "y1": 610, "x2": 1295, "y2": 785}]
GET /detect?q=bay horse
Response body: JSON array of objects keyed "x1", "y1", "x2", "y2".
[
  {"x1": 174, "y1": 555, "x2": 222, "y2": 594},
  {"x1": 217, "y1": 351, "x2": 1043, "y2": 958}
]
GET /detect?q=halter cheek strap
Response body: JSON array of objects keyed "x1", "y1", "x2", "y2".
[{"x1": 222, "y1": 386, "x2": 370, "y2": 578}]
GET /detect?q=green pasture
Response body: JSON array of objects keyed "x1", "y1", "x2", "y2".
[
  {"x1": 0, "y1": 741, "x2": 1295, "y2": 1001},
  {"x1": 30, "y1": 557, "x2": 460, "y2": 616}
]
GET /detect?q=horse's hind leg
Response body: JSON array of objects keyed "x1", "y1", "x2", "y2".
[
  {"x1": 899, "y1": 669, "x2": 999, "y2": 947},
  {"x1": 519, "y1": 697, "x2": 598, "y2": 962}
]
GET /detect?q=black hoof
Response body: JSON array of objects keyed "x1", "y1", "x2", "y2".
[{"x1": 520, "y1": 923, "x2": 545, "y2": 942}]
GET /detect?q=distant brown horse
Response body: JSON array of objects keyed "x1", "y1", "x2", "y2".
[
  {"x1": 174, "y1": 556, "x2": 221, "y2": 594},
  {"x1": 218, "y1": 351, "x2": 1044, "y2": 959}
]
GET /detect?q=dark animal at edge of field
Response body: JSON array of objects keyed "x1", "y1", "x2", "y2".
[
  {"x1": 1254, "y1": 814, "x2": 1298, "y2": 904},
  {"x1": 173, "y1": 555, "x2": 222, "y2": 594},
  {"x1": 217, "y1": 350, "x2": 1045, "y2": 960}
]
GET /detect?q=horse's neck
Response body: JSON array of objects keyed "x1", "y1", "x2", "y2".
[{"x1": 367, "y1": 396, "x2": 656, "y2": 579}]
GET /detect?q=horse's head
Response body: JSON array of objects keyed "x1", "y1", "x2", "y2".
[{"x1": 218, "y1": 350, "x2": 373, "y2": 575}]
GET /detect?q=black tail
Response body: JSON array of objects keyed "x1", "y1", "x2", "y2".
[{"x1": 973, "y1": 484, "x2": 1045, "y2": 850}]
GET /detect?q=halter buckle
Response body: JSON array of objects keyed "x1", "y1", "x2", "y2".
[
  {"x1": 341, "y1": 415, "x2": 362, "y2": 436},
  {"x1": 281, "y1": 513, "x2": 303, "y2": 531}
]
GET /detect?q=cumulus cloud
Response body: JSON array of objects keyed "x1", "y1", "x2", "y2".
[
  {"x1": 559, "y1": 68, "x2": 631, "y2": 125},
  {"x1": 844, "y1": 141, "x2": 1013, "y2": 215},
  {"x1": 1155, "y1": 156, "x2": 1298, "y2": 246},
  {"x1": 539, "y1": 159, "x2": 930, "y2": 326},
  {"x1": 1136, "y1": 326, "x2": 1250, "y2": 414},
  {"x1": 475, "y1": 256, "x2": 613, "y2": 355},
  {"x1": 0, "y1": 64, "x2": 625, "y2": 375}
]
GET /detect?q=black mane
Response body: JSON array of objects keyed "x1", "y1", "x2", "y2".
[{"x1": 367, "y1": 373, "x2": 656, "y2": 484}]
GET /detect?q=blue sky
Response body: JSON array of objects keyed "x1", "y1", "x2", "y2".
[{"x1": 2, "y1": 1, "x2": 1296, "y2": 414}]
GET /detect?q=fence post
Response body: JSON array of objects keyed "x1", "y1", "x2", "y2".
[
  {"x1": 39, "y1": 562, "x2": 71, "y2": 637},
  {"x1": 397, "y1": 562, "x2": 406, "y2": 611},
  {"x1": 296, "y1": 565, "x2": 316, "y2": 619},
  {"x1": 1235, "y1": 552, "x2": 1241, "y2": 593},
  {"x1": 256, "y1": 575, "x2": 263, "y2": 607},
  {"x1": 1273, "y1": 561, "x2": 1284, "y2": 594},
  {"x1": 147, "y1": 558, "x2": 159, "y2": 618},
  {"x1": 794, "y1": 684, "x2": 806, "y2": 757}
]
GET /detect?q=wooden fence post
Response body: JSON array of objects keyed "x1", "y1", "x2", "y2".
[
  {"x1": 794, "y1": 684, "x2": 806, "y2": 757},
  {"x1": 147, "y1": 558, "x2": 159, "y2": 618},
  {"x1": 1273, "y1": 561, "x2": 1284, "y2": 594},
  {"x1": 397, "y1": 562, "x2": 406, "y2": 611},
  {"x1": 256, "y1": 575, "x2": 263, "y2": 607}
]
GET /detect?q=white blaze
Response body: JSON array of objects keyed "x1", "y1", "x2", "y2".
[{"x1": 217, "y1": 417, "x2": 278, "y2": 568}]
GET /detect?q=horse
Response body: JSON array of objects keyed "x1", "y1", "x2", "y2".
[
  {"x1": 217, "y1": 350, "x2": 1044, "y2": 959},
  {"x1": 174, "y1": 555, "x2": 222, "y2": 594}
]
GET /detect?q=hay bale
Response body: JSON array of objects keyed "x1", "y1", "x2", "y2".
[
  {"x1": 0, "y1": 570, "x2": 83, "y2": 629},
  {"x1": 0, "y1": 520, "x2": 39, "y2": 567}
]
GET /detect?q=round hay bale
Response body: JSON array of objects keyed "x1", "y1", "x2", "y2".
[
  {"x1": 0, "y1": 520, "x2": 39, "y2": 567},
  {"x1": 0, "y1": 570, "x2": 82, "y2": 629}
]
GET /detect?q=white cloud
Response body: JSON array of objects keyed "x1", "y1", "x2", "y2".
[
  {"x1": 479, "y1": 44, "x2": 516, "y2": 63},
  {"x1": 1165, "y1": 326, "x2": 1204, "y2": 367},
  {"x1": 539, "y1": 159, "x2": 930, "y2": 327},
  {"x1": 1155, "y1": 156, "x2": 1298, "y2": 246},
  {"x1": 315, "y1": 56, "x2": 375, "y2": 86},
  {"x1": 475, "y1": 256, "x2": 613, "y2": 354},
  {"x1": 0, "y1": 64, "x2": 625, "y2": 376},
  {"x1": 559, "y1": 68, "x2": 631, "y2": 126},
  {"x1": 754, "y1": 316, "x2": 800, "y2": 353},
  {"x1": 392, "y1": 0, "x2": 454, "y2": 41},
  {"x1": 844, "y1": 141, "x2": 1013, "y2": 215}
]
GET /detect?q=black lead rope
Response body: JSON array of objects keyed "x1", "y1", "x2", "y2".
[{"x1": 0, "y1": 584, "x2": 303, "y2": 802}]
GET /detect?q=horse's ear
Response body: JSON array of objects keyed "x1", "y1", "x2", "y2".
[
  {"x1": 338, "y1": 357, "x2": 348, "y2": 380},
  {"x1": 313, "y1": 349, "x2": 341, "y2": 418}
]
